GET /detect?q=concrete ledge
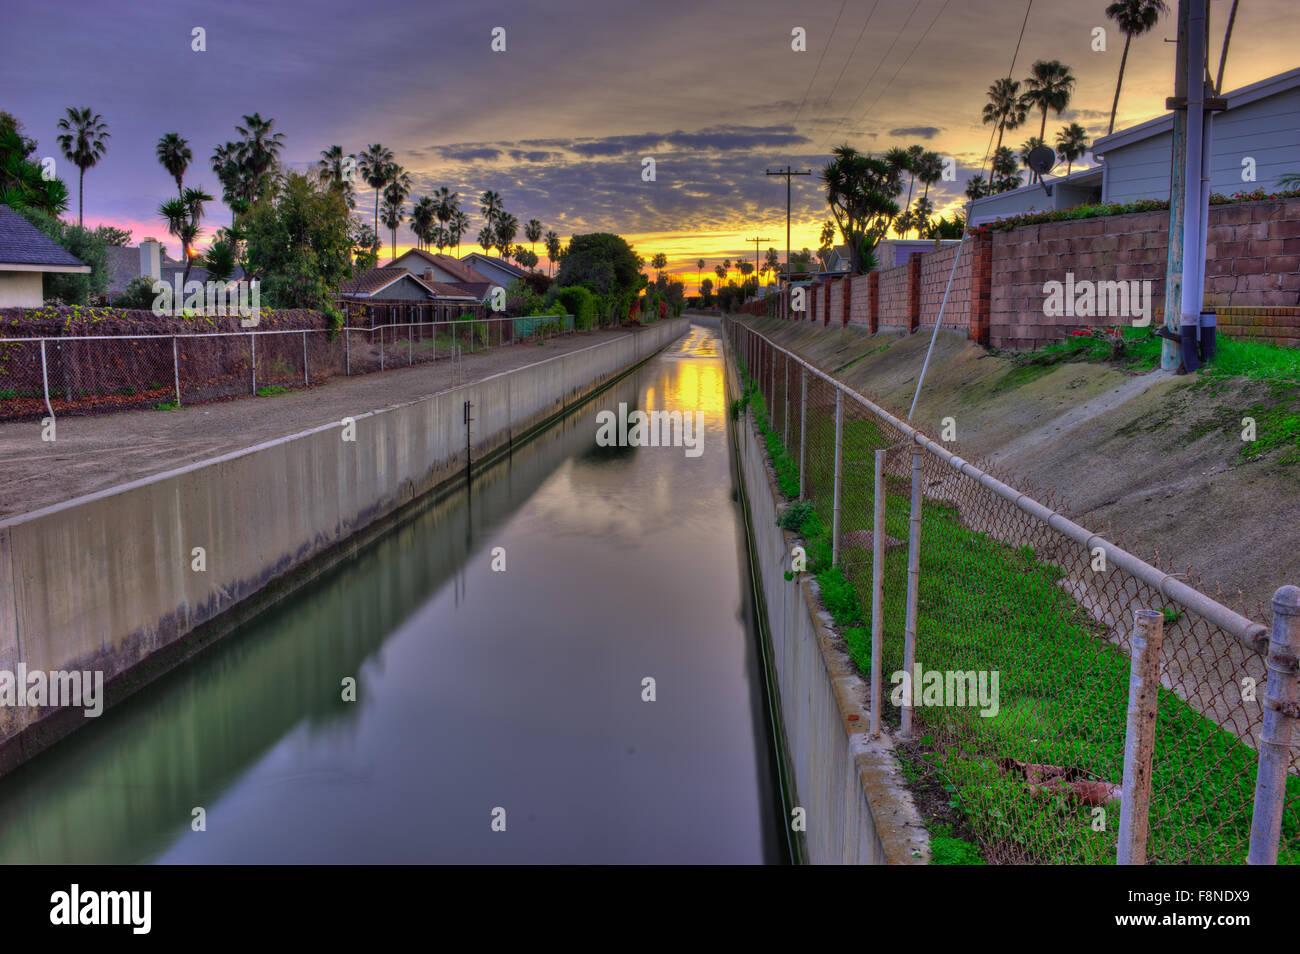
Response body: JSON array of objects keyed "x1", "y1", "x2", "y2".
[
  {"x1": 727, "y1": 336, "x2": 929, "y2": 865},
  {"x1": 0, "y1": 318, "x2": 687, "y2": 763}
]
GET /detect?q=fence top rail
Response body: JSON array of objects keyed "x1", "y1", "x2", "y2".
[
  {"x1": 725, "y1": 316, "x2": 1271, "y2": 655},
  {"x1": 0, "y1": 314, "x2": 578, "y2": 345}
]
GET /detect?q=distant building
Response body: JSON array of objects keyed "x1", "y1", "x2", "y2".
[
  {"x1": 0, "y1": 203, "x2": 91, "y2": 306},
  {"x1": 339, "y1": 266, "x2": 479, "y2": 307},
  {"x1": 387, "y1": 249, "x2": 504, "y2": 307},
  {"x1": 105, "y1": 238, "x2": 248, "y2": 301}
]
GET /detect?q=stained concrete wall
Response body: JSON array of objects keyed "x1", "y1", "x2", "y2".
[
  {"x1": 727, "y1": 342, "x2": 929, "y2": 865},
  {"x1": 0, "y1": 318, "x2": 686, "y2": 749}
]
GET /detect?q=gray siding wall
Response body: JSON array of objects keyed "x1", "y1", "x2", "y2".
[{"x1": 1102, "y1": 87, "x2": 1300, "y2": 202}]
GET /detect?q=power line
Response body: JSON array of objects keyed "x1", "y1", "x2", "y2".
[
  {"x1": 793, "y1": 0, "x2": 850, "y2": 124},
  {"x1": 746, "y1": 236, "x2": 773, "y2": 281},
  {"x1": 822, "y1": 0, "x2": 925, "y2": 150},
  {"x1": 765, "y1": 166, "x2": 814, "y2": 277},
  {"x1": 816, "y1": 0, "x2": 883, "y2": 124}
]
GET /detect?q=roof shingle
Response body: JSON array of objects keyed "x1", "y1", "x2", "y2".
[{"x1": 0, "y1": 204, "x2": 89, "y2": 269}]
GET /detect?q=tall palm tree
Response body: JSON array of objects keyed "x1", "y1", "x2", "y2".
[
  {"x1": 410, "y1": 196, "x2": 437, "y2": 250},
  {"x1": 882, "y1": 147, "x2": 912, "y2": 196},
  {"x1": 902, "y1": 144, "x2": 925, "y2": 213},
  {"x1": 916, "y1": 150, "x2": 944, "y2": 201},
  {"x1": 545, "y1": 230, "x2": 562, "y2": 276},
  {"x1": 156, "y1": 133, "x2": 192, "y2": 197},
  {"x1": 357, "y1": 143, "x2": 395, "y2": 238},
  {"x1": 450, "y1": 209, "x2": 470, "y2": 256},
  {"x1": 696, "y1": 258, "x2": 705, "y2": 291},
  {"x1": 55, "y1": 106, "x2": 110, "y2": 227},
  {"x1": 982, "y1": 78, "x2": 1027, "y2": 155},
  {"x1": 965, "y1": 175, "x2": 990, "y2": 200},
  {"x1": 524, "y1": 218, "x2": 542, "y2": 254},
  {"x1": 234, "y1": 112, "x2": 284, "y2": 203},
  {"x1": 494, "y1": 212, "x2": 518, "y2": 260},
  {"x1": 991, "y1": 147, "x2": 1022, "y2": 192},
  {"x1": 380, "y1": 189, "x2": 405, "y2": 262},
  {"x1": 1105, "y1": 0, "x2": 1169, "y2": 135},
  {"x1": 477, "y1": 226, "x2": 494, "y2": 254},
  {"x1": 1023, "y1": 60, "x2": 1077, "y2": 140},
  {"x1": 1055, "y1": 123, "x2": 1090, "y2": 174},
  {"x1": 159, "y1": 198, "x2": 197, "y2": 283},
  {"x1": 179, "y1": 186, "x2": 213, "y2": 283},
  {"x1": 317, "y1": 145, "x2": 357, "y2": 207},
  {"x1": 432, "y1": 187, "x2": 458, "y2": 251},
  {"x1": 714, "y1": 264, "x2": 726, "y2": 288}
]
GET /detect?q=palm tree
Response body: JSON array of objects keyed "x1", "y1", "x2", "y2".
[
  {"x1": 55, "y1": 106, "x2": 110, "y2": 227},
  {"x1": 480, "y1": 190, "x2": 503, "y2": 236},
  {"x1": 1105, "y1": 0, "x2": 1169, "y2": 135},
  {"x1": 380, "y1": 189, "x2": 405, "y2": 262},
  {"x1": 410, "y1": 196, "x2": 437, "y2": 250},
  {"x1": 714, "y1": 264, "x2": 726, "y2": 288},
  {"x1": 524, "y1": 218, "x2": 542, "y2": 254},
  {"x1": 1020, "y1": 136, "x2": 1047, "y2": 183},
  {"x1": 882, "y1": 146, "x2": 912, "y2": 196},
  {"x1": 912, "y1": 196, "x2": 935, "y2": 238},
  {"x1": 651, "y1": 252, "x2": 668, "y2": 280},
  {"x1": 156, "y1": 133, "x2": 192, "y2": 197},
  {"x1": 318, "y1": 145, "x2": 357, "y2": 207},
  {"x1": 991, "y1": 147, "x2": 1022, "y2": 192},
  {"x1": 1023, "y1": 60, "x2": 1077, "y2": 141},
  {"x1": 902, "y1": 144, "x2": 925, "y2": 213},
  {"x1": 357, "y1": 144, "x2": 395, "y2": 238},
  {"x1": 450, "y1": 209, "x2": 470, "y2": 255},
  {"x1": 494, "y1": 212, "x2": 518, "y2": 260},
  {"x1": 696, "y1": 258, "x2": 705, "y2": 291},
  {"x1": 546, "y1": 231, "x2": 562, "y2": 276},
  {"x1": 965, "y1": 175, "x2": 990, "y2": 200},
  {"x1": 211, "y1": 141, "x2": 248, "y2": 226},
  {"x1": 982, "y1": 78, "x2": 1027, "y2": 155},
  {"x1": 179, "y1": 186, "x2": 213, "y2": 283},
  {"x1": 477, "y1": 226, "x2": 494, "y2": 254},
  {"x1": 159, "y1": 198, "x2": 197, "y2": 284},
  {"x1": 1055, "y1": 123, "x2": 1090, "y2": 174},
  {"x1": 233, "y1": 113, "x2": 284, "y2": 203},
  {"x1": 432, "y1": 187, "x2": 458, "y2": 251},
  {"x1": 916, "y1": 150, "x2": 944, "y2": 201}
]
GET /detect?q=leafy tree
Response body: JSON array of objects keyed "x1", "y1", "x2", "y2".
[
  {"x1": 820, "y1": 145, "x2": 901, "y2": 273},
  {"x1": 699, "y1": 276, "x2": 714, "y2": 306},
  {"x1": 554, "y1": 232, "x2": 644, "y2": 324},
  {"x1": 16, "y1": 206, "x2": 109, "y2": 303},
  {"x1": 1023, "y1": 60, "x2": 1076, "y2": 140},
  {"x1": 1106, "y1": 0, "x2": 1169, "y2": 135},
  {"x1": 351, "y1": 218, "x2": 379, "y2": 272},
  {"x1": 156, "y1": 133, "x2": 192, "y2": 197},
  {"x1": 0, "y1": 112, "x2": 70, "y2": 215},
  {"x1": 204, "y1": 238, "x2": 237, "y2": 281},
  {"x1": 243, "y1": 172, "x2": 357, "y2": 314},
  {"x1": 55, "y1": 106, "x2": 110, "y2": 227}
]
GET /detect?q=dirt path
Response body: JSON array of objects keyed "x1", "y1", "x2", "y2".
[{"x1": 0, "y1": 327, "x2": 654, "y2": 520}]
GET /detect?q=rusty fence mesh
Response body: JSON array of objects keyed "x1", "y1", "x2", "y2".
[
  {"x1": 0, "y1": 315, "x2": 577, "y2": 422},
  {"x1": 729, "y1": 317, "x2": 1298, "y2": 865}
]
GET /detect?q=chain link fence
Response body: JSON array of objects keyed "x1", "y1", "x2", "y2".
[
  {"x1": 728, "y1": 316, "x2": 1299, "y2": 865},
  {"x1": 0, "y1": 315, "x2": 577, "y2": 422}
]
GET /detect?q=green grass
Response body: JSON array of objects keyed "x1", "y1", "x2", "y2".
[
  {"x1": 256, "y1": 385, "x2": 288, "y2": 397},
  {"x1": 737, "y1": 356, "x2": 1299, "y2": 865},
  {"x1": 153, "y1": 400, "x2": 180, "y2": 411}
]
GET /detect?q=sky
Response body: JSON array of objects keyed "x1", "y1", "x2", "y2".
[{"x1": 3, "y1": 0, "x2": 1295, "y2": 291}]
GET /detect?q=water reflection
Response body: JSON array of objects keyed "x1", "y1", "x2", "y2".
[{"x1": 0, "y1": 324, "x2": 785, "y2": 864}]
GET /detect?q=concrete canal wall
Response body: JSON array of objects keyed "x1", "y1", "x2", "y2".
[
  {"x1": 727, "y1": 338, "x2": 929, "y2": 865},
  {"x1": 0, "y1": 318, "x2": 686, "y2": 762}
]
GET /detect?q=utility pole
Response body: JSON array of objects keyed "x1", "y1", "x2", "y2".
[
  {"x1": 1161, "y1": 0, "x2": 1188, "y2": 371},
  {"x1": 765, "y1": 166, "x2": 812, "y2": 285},
  {"x1": 746, "y1": 236, "x2": 771, "y2": 290}
]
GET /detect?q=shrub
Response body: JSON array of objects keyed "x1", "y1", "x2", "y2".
[
  {"x1": 549, "y1": 284, "x2": 599, "y2": 330},
  {"x1": 113, "y1": 276, "x2": 160, "y2": 310}
]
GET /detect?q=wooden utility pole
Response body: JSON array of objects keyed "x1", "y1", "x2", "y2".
[
  {"x1": 1162, "y1": 0, "x2": 1189, "y2": 371},
  {"x1": 746, "y1": 235, "x2": 771, "y2": 288},
  {"x1": 765, "y1": 167, "x2": 812, "y2": 283}
]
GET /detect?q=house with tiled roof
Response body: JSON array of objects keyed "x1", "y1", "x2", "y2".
[
  {"x1": 386, "y1": 248, "x2": 504, "y2": 308},
  {"x1": 0, "y1": 203, "x2": 91, "y2": 306},
  {"x1": 339, "y1": 266, "x2": 478, "y2": 303}
]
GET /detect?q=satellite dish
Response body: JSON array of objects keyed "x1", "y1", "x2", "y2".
[{"x1": 1027, "y1": 145, "x2": 1056, "y2": 177}]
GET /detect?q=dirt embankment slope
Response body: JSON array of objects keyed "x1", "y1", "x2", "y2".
[{"x1": 748, "y1": 316, "x2": 1300, "y2": 619}]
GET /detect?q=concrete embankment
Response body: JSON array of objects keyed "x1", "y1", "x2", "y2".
[
  {"x1": 726, "y1": 332, "x2": 929, "y2": 865},
  {"x1": 0, "y1": 318, "x2": 686, "y2": 767}
]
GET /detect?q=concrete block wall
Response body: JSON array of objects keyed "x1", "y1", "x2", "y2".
[
  {"x1": 877, "y1": 259, "x2": 912, "y2": 328},
  {"x1": 0, "y1": 319, "x2": 687, "y2": 750},
  {"x1": 1217, "y1": 304, "x2": 1300, "y2": 347},
  {"x1": 829, "y1": 280, "x2": 843, "y2": 329},
  {"x1": 918, "y1": 241, "x2": 972, "y2": 330}
]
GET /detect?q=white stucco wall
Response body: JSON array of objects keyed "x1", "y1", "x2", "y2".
[{"x1": 0, "y1": 271, "x2": 44, "y2": 307}]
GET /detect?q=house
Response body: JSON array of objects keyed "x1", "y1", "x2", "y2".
[
  {"x1": 386, "y1": 248, "x2": 504, "y2": 307},
  {"x1": 459, "y1": 252, "x2": 526, "y2": 287},
  {"x1": 105, "y1": 238, "x2": 249, "y2": 301},
  {"x1": 968, "y1": 66, "x2": 1300, "y2": 225},
  {"x1": 967, "y1": 167, "x2": 1104, "y2": 226},
  {"x1": 1092, "y1": 66, "x2": 1300, "y2": 203},
  {"x1": 0, "y1": 203, "x2": 91, "y2": 306},
  {"x1": 339, "y1": 266, "x2": 478, "y2": 306}
]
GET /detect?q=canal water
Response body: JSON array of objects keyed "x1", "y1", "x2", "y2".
[{"x1": 0, "y1": 323, "x2": 789, "y2": 864}]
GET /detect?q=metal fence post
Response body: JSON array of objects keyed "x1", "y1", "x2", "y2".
[
  {"x1": 783, "y1": 355, "x2": 789, "y2": 448},
  {"x1": 380, "y1": 327, "x2": 384, "y2": 371},
  {"x1": 408, "y1": 324, "x2": 413, "y2": 366},
  {"x1": 250, "y1": 333, "x2": 257, "y2": 395},
  {"x1": 39, "y1": 338, "x2": 54, "y2": 421},
  {"x1": 1248, "y1": 585, "x2": 1300, "y2": 864},
  {"x1": 1117, "y1": 609, "x2": 1165, "y2": 865},
  {"x1": 831, "y1": 389, "x2": 843, "y2": 566},
  {"x1": 871, "y1": 448, "x2": 885, "y2": 737},
  {"x1": 172, "y1": 335, "x2": 181, "y2": 406},
  {"x1": 345, "y1": 326, "x2": 351, "y2": 376},
  {"x1": 799, "y1": 369, "x2": 807, "y2": 500},
  {"x1": 303, "y1": 330, "x2": 309, "y2": 386},
  {"x1": 901, "y1": 450, "x2": 922, "y2": 739}
]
